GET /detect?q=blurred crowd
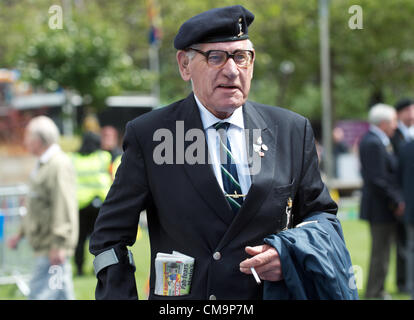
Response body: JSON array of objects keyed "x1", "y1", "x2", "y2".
[
  {"x1": 326, "y1": 98, "x2": 414, "y2": 300},
  {"x1": 6, "y1": 114, "x2": 122, "y2": 299}
]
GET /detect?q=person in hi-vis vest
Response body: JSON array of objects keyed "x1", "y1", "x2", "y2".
[{"x1": 71, "y1": 131, "x2": 112, "y2": 276}]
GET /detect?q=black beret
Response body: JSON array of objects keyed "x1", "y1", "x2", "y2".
[
  {"x1": 395, "y1": 98, "x2": 414, "y2": 112},
  {"x1": 174, "y1": 5, "x2": 255, "y2": 50}
]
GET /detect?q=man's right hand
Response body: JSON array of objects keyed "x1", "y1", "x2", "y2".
[{"x1": 7, "y1": 234, "x2": 21, "y2": 250}]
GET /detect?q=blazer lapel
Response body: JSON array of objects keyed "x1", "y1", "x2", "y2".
[
  {"x1": 216, "y1": 101, "x2": 278, "y2": 250},
  {"x1": 165, "y1": 93, "x2": 235, "y2": 226}
]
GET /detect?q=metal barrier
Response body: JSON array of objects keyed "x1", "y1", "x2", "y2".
[{"x1": 0, "y1": 184, "x2": 34, "y2": 297}]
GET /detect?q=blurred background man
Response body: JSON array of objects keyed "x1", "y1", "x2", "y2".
[
  {"x1": 391, "y1": 98, "x2": 414, "y2": 293},
  {"x1": 7, "y1": 116, "x2": 78, "y2": 300},
  {"x1": 359, "y1": 103, "x2": 405, "y2": 299},
  {"x1": 101, "y1": 125, "x2": 122, "y2": 162},
  {"x1": 398, "y1": 140, "x2": 414, "y2": 299},
  {"x1": 70, "y1": 131, "x2": 112, "y2": 276},
  {"x1": 391, "y1": 98, "x2": 414, "y2": 155},
  {"x1": 100, "y1": 125, "x2": 123, "y2": 179}
]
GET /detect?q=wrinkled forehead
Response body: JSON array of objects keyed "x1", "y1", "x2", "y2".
[{"x1": 199, "y1": 39, "x2": 254, "y2": 52}]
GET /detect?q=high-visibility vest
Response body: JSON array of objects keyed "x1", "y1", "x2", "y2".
[
  {"x1": 111, "y1": 154, "x2": 122, "y2": 180},
  {"x1": 70, "y1": 150, "x2": 112, "y2": 210}
]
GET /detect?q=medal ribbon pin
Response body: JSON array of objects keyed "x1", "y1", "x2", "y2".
[{"x1": 253, "y1": 136, "x2": 268, "y2": 158}]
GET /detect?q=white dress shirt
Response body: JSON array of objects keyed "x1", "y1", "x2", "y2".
[
  {"x1": 369, "y1": 125, "x2": 390, "y2": 147},
  {"x1": 31, "y1": 143, "x2": 61, "y2": 178},
  {"x1": 397, "y1": 121, "x2": 413, "y2": 142},
  {"x1": 194, "y1": 94, "x2": 252, "y2": 196}
]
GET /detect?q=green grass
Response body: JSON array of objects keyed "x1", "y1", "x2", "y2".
[
  {"x1": 340, "y1": 219, "x2": 410, "y2": 300},
  {"x1": 1, "y1": 220, "x2": 410, "y2": 300},
  {"x1": 72, "y1": 226, "x2": 151, "y2": 300},
  {"x1": 0, "y1": 226, "x2": 151, "y2": 300}
]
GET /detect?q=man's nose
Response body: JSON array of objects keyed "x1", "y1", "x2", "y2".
[{"x1": 221, "y1": 57, "x2": 240, "y2": 79}]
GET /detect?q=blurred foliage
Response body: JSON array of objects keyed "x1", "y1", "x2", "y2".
[
  {"x1": 17, "y1": 18, "x2": 155, "y2": 108},
  {"x1": 1, "y1": 0, "x2": 414, "y2": 119}
]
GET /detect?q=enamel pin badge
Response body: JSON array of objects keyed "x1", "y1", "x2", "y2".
[
  {"x1": 253, "y1": 136, "x2": 267, "y2": 158},
  {"x1": 283, "y1": 197, "x2": 293, "y2": 230}
]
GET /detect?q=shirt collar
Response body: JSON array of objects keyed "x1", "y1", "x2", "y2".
[
  {"x1": 39, "y1": 143, "x2": 61, "y2": 164},
  {"x1": 194, "y1": 94, "x2": 245, "y2": 130},
  {"x1": 398, "y1": 121, "x2": 412, "y2": 141},
  {"x1": 369, "y1": 125, "x2": 390, "y2": 147}
]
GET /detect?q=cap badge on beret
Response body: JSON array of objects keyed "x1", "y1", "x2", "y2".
[{"x1": 238, "y1": 18, "x2": 244, "y2": 37}]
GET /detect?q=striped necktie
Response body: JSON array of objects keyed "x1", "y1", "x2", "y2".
[{"x1": 214, "y1": 122, "x2": 243, "y2": 214}]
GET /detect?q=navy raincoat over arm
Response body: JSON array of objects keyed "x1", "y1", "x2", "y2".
[{"x1": 263, "y1": 213, "x2": 359, "y2": 300}]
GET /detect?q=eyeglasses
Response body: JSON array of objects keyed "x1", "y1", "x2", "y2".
[{"x1": 188, "y1": 48, "x2": 254, "y2": 69}]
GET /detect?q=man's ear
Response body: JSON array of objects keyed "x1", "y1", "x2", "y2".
[{"x1": 176, "y1": 51, "x2": 192, "y2": 81}]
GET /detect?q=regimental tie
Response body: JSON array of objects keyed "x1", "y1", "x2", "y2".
[{"x1": 214, "y1": 122, "x2": 244, "y2": 214}]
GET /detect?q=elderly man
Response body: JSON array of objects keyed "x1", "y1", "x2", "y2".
[
  {"x1": 359, "y1": 103, "x2": 405, "y2": 299},
  {"x1": 90, "y1": 6, "x2": 355, "y2": 300},
  {"x1": 391, "y1": 98, "x2": 414, "y2": 292},
  {"x1": 399, "y1": 140, "x2": 414, "y2": 299},
  {"x1": 391, "y1": 98, "x2": 414, "y2": 155},
  {"x1": 8, "y1": 116, "x2": 78, "y2": 300}
]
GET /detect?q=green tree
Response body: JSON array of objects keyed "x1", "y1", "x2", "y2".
[{"x1": 18, "y1": 15, "x2": 154, "y2": 108}]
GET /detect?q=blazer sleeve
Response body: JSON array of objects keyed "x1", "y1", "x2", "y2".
[
  {"x1": 89, "y1": 121, "x2": 150, "y2": 300},
  {"x1": 292, "y1": 119, "x2": 338, "y2": 225}
]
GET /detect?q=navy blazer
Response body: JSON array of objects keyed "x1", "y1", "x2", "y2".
[
  {"x1": 359, "y1": 130, "x2": 403, "y2": 223},
  {"x1": 399, "y1": 140, "x2": 414, "y2": 224},
  {"x1": 263, "y1": 213, "x2": 358, "y2": 300},
  {"x1": 89, "y1": 93, "x2": 337, "y2": 300}
]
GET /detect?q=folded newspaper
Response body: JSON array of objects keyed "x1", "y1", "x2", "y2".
[{"x1": 154, "y1": 251, "x2": 195, "y2": 296}]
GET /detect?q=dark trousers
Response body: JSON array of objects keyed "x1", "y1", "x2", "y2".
[
  {"x1": 396, "y1": 220, "x2": 407, "y2": 291},
  {"x1": 406, "y1": 224, "x2": 414, "y2": 299},
  {"x1": 74, "y1": 203, "x2": 100, "y2": 275},
  {"x1": 365, "y1": 223, "x2": 396, "y2": 298}
]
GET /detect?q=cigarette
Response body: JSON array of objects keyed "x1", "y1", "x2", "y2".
[{"x1": 250, "y1": 267, "x2": 261, "y2": 284}]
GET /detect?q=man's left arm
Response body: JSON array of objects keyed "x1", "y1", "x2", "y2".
[
  {"x1": 240, "y1": 118, "x2": 338, "y2": 280},
  {"x1": 49, "y1": 158, "x2": 78, "y2": 265}
]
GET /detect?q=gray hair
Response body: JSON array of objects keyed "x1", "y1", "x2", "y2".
[
  {"x1": 26, "y1": 115, "x2": 60, "y2": 147},
  {"x1": 368, "y1": 103, "x2": 396, "y2": 125},
  {"x1": 185, "y1": 43, "x2": 201, "y2": 60}
]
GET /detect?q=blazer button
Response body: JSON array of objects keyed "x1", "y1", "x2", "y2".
[
  {"x1": 213, "y1": 252, "x2": 221, "y2": 260},
  {"x1": 209, "y1": 294, "x2": 217, "y2": 300}
]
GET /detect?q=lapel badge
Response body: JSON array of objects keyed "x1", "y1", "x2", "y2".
[
  {"x1": 284, "y1": 197, "x2": 293, "y2": 230},
  {"x1": 253, "y1": 144, "x2": 261, "y2": 153},
  {"x1": 253, "y1": 136, "x2": 267, "y2": 157}
]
